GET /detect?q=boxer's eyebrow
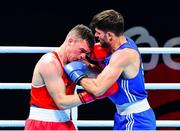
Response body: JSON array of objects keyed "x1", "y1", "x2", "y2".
[{"x1": 79, "y1": 48, "x2": 91, "y2": 54}]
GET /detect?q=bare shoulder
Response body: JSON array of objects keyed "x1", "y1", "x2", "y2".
[
  {"x1": 38, "y1": 52, "x2": 61, "y2": 74},
  {"x1": 40, "y1": 53, "x2": 55, "y2": 64},
  {"x1": 113, "y1": 48, "x2": 138, "y2": 58},
  {"x1": 110, "y1": 48, "x2": 139, "y2": 66},
  {"x1": 124, "y1": 48, "x2": 139, "y2": 58}
]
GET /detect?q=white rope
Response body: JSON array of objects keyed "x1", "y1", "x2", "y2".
[
  {"x1": 0, "y1": 46, "x2": 57, "y2": 53},
  {"x1": 145, "y1": 83, "x2": 180, "y2": 90},
  {"x1": 139, "y1": 47, "x2": 180, "y2": 54},
  {"x1": 0, "y1": 120, "x2": 179, "y2": 127},
  {"x1": 0, "y1": 83, "x2": 180, "y2": 90},
  {"x1": 0, "y1": 46, "x2": 180, "y2": 54},
  {"x1": 75, "y1": 120, "x2": 180, "y2": 127},
  {"x1": 0, "y1": 83, "x2": 31, "y2": 90}
]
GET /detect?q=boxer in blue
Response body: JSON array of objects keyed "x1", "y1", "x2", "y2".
[{"x1": 65, "y1": 9, "x2": 156, "y2": 130}]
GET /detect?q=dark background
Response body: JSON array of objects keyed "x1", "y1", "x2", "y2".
[{"x1": 0, "y1": 0, "x2": 180, "y2": 130}]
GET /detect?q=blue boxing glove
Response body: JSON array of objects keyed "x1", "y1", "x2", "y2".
[{"x1": 64, "y1": 61, "x2": 88, "y2": 85}]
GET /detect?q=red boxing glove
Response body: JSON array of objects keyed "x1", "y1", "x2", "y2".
[
  {"x1": 93, "y1": 42, "x2": 111, "y2": 60},
  {"x1": 78, "y1": 82, "x2": 118, "y2": 103},
  {"x1": 96, "y1": 82, "x2": 119, "y2": 99},
  {"x1": 91, "y1": 43, "x2": 111, "y2": 69},
  {"x1": 84, "y1": 42, "x2": 110, "y2": 69},
  {"x1": 78, "y1": 91, "x2": 96, "y2": 104}
]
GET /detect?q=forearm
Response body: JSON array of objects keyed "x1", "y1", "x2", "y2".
[
  {"x1": 80, "y1": 78, "x2": 119, "y2": 99},
  {"x1": 56, "y1": 94, "x2": 82, "y2": 110},
  {"x1": 80, "y1": 78, "x2": 104, "y2": 96}
]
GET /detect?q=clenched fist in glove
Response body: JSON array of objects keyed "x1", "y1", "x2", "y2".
[
  {"x1": 85, "y1": 42, "x2": 111, "y2": 69},
  {"x1": 78, "y1": 82, "x2": 119, "y2": 104},
  {"x1": 64, "y1": 61, "x2": 88, "y2": 85}
]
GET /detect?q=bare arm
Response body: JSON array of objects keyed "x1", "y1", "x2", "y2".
[
  {"x1": 39, "y1": 54, "x2": 82, "y2": 110},
  {"x1": 80, "y1": 49, "x2": 134, "y2": 96}
]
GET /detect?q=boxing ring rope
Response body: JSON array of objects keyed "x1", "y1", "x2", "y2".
[
  {"x1": 0, "y1": 83, "x2": 180, "y2": 90},
  {"x1": 0, "y1": 46, "x2": 180, "y2": 128},
  {"x1": 0, "y1": 46, "x2": 180, "y2": 54},
  {"x1": 0, "y1": 120, "x2": 180, "y2": 127}
]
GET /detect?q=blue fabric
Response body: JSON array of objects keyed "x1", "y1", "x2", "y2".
[
  {"x1": 105, "y1": 36, "x2": 147, "y2": 105},
  {"x1": 114, "y1": 108, "x2": 156, "y2": 130},
  {"x1": 103, "y1": 36, "x2": 156, "y2": 130}
]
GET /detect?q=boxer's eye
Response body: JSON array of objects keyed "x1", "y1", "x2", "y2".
[{"x1": 79, "y1": 48, "x2": 91, "y2": 55}]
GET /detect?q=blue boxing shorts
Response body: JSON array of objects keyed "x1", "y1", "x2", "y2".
[
  {"x1": 113, "y1": 98, "x2": 156, "y2": 130},
  {"x1": 114, "y1": 108, "x2": 156, "y2": 130}
]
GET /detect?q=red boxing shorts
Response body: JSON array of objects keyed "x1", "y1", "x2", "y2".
[{"x1": 25, "y1": 119, "x2": 76, "y2": 130}]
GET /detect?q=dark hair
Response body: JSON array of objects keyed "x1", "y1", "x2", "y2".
[
  {"x1": 71, "y1": 24, "x2": 95, "y2": 48},
  {"x1": 89, "y1": 9, "x2": 124, "y2": 36}
]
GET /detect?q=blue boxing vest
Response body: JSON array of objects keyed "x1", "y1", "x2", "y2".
[{"x1": 105, "y1": 36, "x2": 148, "y2": 105}]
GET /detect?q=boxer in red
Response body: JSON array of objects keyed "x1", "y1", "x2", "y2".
[
  {"x1": 25, "y1": 24, "x2": 118, "y2": 130},
  {"x1": 24, "y1": 24, "x2": 96, "y2": 130}
]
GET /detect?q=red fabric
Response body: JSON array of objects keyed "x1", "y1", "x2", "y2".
[
  {"x1": 52, "y1": 51, "x2": 76, "y2": 95},
  {"x1": 30, "y1": 51, "x2": 76, "y2": 109},
  {"x1": 30, "y1": 85, "x2": 58, "y2": 109},
  {"x1": 24, "y1": 119, "x2": 76, "y2": 130}
]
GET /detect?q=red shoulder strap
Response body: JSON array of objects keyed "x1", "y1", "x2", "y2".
[{"x1": 52, "y1": 51, "x2": 64, "y2": 75}]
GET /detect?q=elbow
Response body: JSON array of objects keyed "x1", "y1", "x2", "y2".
[
  {"x1": 56, "y1": 102, "x2": 68, "y2": 110},
  {"x1": 92, "y1": 88, "x2": 105, "y2": 97},
  {"x1": 55, "y1": 98, "x2": 69, "y2": 110},
  {"x1": 57, "y1": 105, "x2": 67, "y2": 110}
]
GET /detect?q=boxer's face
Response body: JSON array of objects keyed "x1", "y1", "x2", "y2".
[
  {"x1": 94, "y1": 28, "x2": 109, "y2": 46},
  {"x1": 69, "y1": 39, "x2": 91, "y2": 62}
]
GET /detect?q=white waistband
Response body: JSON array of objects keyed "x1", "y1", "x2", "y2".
[
  {"x1": 116, "y1": 98, "x2": 150, "y2": 115},
  {"x1": 28, "y1": 107, "x2": 71, "y2": 122}
]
